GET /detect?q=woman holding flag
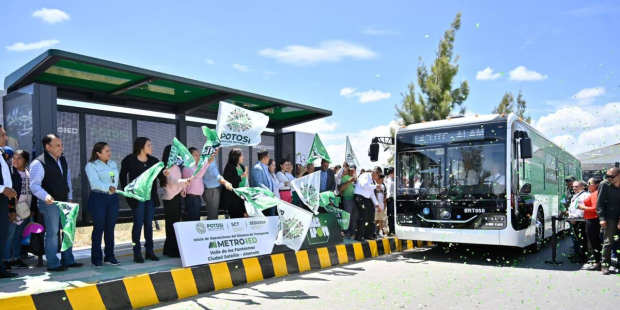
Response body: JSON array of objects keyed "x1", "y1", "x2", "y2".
[
  {"x1": 120, "y1": 137, "x2": 164, "y2": 263},
  {"x1": 160, "y1": 144, "x2": 192, "y2": 258},
  {"x1": 85, "y1": 142, "x2": 120, "y2": 268},
  {"x1": 276, "y1": 159, "x2": 294, "y2": 203},
  {"x1": 220, "y1": 149, "x2": 248, "y2": 219},
  {"x1": 182, "y1": 147, "x2": 215, "y2": 221}
]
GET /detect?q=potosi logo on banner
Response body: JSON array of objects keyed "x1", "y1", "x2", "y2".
[{"x1": 216, "y1": 101, "x2": 269, "y2": 147}]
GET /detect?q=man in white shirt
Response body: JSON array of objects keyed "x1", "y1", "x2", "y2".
[
  {"x1": 567, "y1": 180, "x2": 590, "y2": 263},
  {"x1": 354, "y1": 167, "x2": 381, "y2": 241},
  {"x1": 484, "y1": 164, "x2": 505, "y2": 196},
  {"x1": 385, "y1": 167, "x2": 395, "y2": 236}
]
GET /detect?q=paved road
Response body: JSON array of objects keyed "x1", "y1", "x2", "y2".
[{"x1": 148, "y1": 237, "x2": 620, "y2": 310}]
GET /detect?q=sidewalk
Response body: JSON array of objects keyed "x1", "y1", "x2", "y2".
[
  {"x1": 0, "y1": 238, "x2": 175, "y2": 299},
  {"x1": 0, "y1": 235, "x2": 423, "y2": 309}
]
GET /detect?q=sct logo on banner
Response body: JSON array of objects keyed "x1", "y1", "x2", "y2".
[
  {"x1": 216, "y1": 101, "x2": 269, "y2": 147},
  {"x1": 301, "y1": 184, "x2": 318, "y2": 206},
  {"x1": 231, "y1": 221, "x2": 244, "y2": 232}
]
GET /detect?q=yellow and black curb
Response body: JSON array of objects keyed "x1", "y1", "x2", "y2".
[{"x1": 0, "y1": 238, "x2": 431, "y2": 310}]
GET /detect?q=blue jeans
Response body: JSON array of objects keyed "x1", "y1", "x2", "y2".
[
  {"x1": 4, "y1": 217, "x2": 28, "y2": 261},
  {"x1": 185, "y1": 195, "x2": 202, "y2": 221},
  {"x1": 39, "y1": 200, "x2": 76, "y2": 269},
  {"x1": 88, "y1": 192, "x2": 119, "y2": 265},
  {"x1": 131, "y1": 200, "x2": 155, "y2": 255},
  {"x1": 0, "y1": 196, "x2": 8, "y2": 273}
]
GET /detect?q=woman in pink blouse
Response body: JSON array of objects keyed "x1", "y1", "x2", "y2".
[
  {"x1": 182, "y1": 147, "x2": 214, "y2": 221},
  {"x1": 160, "y1": 144, "x2": 192, "y2": 258}
]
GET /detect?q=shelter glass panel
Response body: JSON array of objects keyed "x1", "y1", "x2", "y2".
[{"x1": 57, "y1": 112, "x2": 83, "y2": 220}]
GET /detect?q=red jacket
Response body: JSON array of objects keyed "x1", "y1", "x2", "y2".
[{"x1": 583, "y1": 191, "x2": 598, "y2": 220}]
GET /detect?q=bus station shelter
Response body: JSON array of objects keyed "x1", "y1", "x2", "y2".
[{"x1": 1, "y1": 49, "x2": 331, "y2": 225}]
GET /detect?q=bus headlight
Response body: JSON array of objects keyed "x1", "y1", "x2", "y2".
[{"x1": 476, "y1": 214, "x2": 506, "y2": 229}]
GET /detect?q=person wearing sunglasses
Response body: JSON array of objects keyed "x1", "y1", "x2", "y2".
[
  {"x1": 578, "y1": 178, "x2": 602, "y2": 271},
  {"x1": 597, "y1": 167, "x2": 620, "y2": 275}
]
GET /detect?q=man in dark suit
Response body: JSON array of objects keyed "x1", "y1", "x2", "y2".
[
  {"x1": 319, "y1": 159, "x2": 336, "y2": 193},
  {"x1": 0, "y1": 125, "x2": 18, "y2": 278}
]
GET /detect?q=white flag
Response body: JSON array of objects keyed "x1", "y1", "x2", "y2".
[
  {"x1": 291, "y1": 171, "x2": 321, "y2": 214},
  {"x1": 345, "y1": 136, "x2": 360, "y2": 167},
  {"x1": 216, "y1": 101, "x2": 269, "y2": 147},
  {"x1": 275, "y1": 200, "x2": 313, "y2": 252}
]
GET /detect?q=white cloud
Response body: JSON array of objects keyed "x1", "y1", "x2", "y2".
[
  {"x1": 259, "y1": 40, "x2": 378, "y2": 66},
  {"x1": 536, "y1": 102, "x2": 620, "y2": 155},
  {"x1": 361, "y1": 26, "x2": 401, "y2": 36},
  {"x1": 206, "y1": 59, "x2": 214, "y2": 65},
  {"x1": 509, "y1": 66, "x2": 548, "y2": 81},
  {"x1": 5, "y1": 39, "x2": 60, "y2": 52},
  {"x1": 32, "y1": 8, "x2": 70, "y2": 24},
  {"x1": 340, "y1": 87, "x2": 356, "y2": 97},
  {"x1": 357, "y1": 90, "x2": 392, "y2": 103},
  {"x1": 573, "y1": 87, "x2": 605, "y2": 99},
  {"x1": 232, "y1": 63, "x2": 250, "y2": 72},
  {"x1": 476, "y1": 67, "x2": 501, "y2": 81},
  {"x1": 546, "y1": 86, "x2": 606, "y2": 108},
  {"x1": 286, "y1": 118, "x2": 340, "y2": 134},
  {"x1": 340, "y1": 87, "x2": 391, "y2": 103}
]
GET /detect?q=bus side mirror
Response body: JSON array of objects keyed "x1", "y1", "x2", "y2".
[
  {"x1": 520, "y1": 137, "x2": 533, "y2": 159},
  {"x1": 369, "y1": 142, "x2": 379, "y2": 162}
]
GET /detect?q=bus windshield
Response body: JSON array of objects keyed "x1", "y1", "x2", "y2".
[{"x1": 396, "y1": 122, "x2": 507, "y2": 200}]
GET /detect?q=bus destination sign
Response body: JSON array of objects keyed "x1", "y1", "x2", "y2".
[{"x1": 413, "y1": 128, "x2": 485, "y2": 145}]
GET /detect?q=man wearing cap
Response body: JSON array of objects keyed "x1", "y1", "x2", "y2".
[
  {"x1": 0, "y1": 126, "x2": 18, "y2": 278},
  {"x1": 319, "y1": 159, "x2": 336, "y2": 193},
  {"x1": 339, "y1": 164, "x2": 357, "y2": 238}
]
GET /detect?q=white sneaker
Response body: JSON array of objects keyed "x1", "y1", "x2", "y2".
[{"x1": 378, "y1": 230, "x2": 384, "y2": 238}]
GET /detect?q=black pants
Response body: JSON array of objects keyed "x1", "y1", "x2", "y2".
[
  {"x1": 386, "y1": 198, "x2": 395, "y2": 234},
  {"x1": 163, "y1": 195, "x2": 182, "y2": 257},
  {"x1": 585, "y1": 219, "x2": 602, "y2": 263},
  {"x1": 572, "y1": 221, "x2": 588, "y2": 258},
  {"x1": 354, "y1": 194, "x2": 375, "y2": 240},
  {"x1": 602, "y1": 219, "x2": 619, "y2": 267}
]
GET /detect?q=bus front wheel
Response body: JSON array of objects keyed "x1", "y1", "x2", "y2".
[{"x1": 528, "y1": 209, "x2": 544, "y2": 253}]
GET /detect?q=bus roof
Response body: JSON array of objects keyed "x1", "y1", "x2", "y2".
[
  {"x1": 399, "y1": 113, "x2": 580, "y2": 160},
  {"x1": 401, "y1": 114, "x2": 507, "y2": 132}
]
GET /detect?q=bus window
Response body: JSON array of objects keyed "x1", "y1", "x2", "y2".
[{"x1": 397, "y1": 148, "x2": 443, "y2": 198}]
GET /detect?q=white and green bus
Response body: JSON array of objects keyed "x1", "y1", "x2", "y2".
[{"x1": 384, "y1": 114, "x2": 579, "y2": 251}]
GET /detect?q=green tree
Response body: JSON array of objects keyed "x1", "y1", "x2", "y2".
[
  {"x1": 395, "y1": 12, "x2": 469, "y2": 126},
  {"x1": 492, "y1": 90, "x2": 531, "y2": 123}
]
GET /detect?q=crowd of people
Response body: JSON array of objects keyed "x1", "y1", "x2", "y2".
[
  {"x1": 0, "y1": 126, "x2": 398, "y2": 278},
  {"x1": 565, "y1": 170, "x2": 620, "y2": 275}
]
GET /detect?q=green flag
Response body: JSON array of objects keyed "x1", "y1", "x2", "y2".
[
  {"x1": 233, "y1": 187, "x2": 280, "y2": 217},
  {"x1": 117, "y1": 162, "x2": 165, "y2": 202},
  {"x1": 194, "y1": 126, "x2": 221, "y2": 177},
  {"x1": 319, "y1": 191, "x2": 341, "y2": 209},
  {"x1": 319, "y1": 192, "x2": 349, "y2": 230},
  {"x1": 307, "y1": 134, "x2": 330, "y2": 164},
  {"x1": 56, "y1": 202, "x2": 80, "y2": 252},
  {"x1": 168, "y1": 138, "x2": 195, "y2": 169}
]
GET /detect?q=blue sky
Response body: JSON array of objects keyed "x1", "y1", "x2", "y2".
[{"x1": 1, "y1": 1, "x2": 619, "y2": 167}]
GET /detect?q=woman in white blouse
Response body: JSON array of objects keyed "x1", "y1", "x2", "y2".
[
  {"x1": 275, "y1": 159, "x2": 294, "y2": 203},
  {"x1": 268, "y1": 159, "x2": 285, "y2": 199}
]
